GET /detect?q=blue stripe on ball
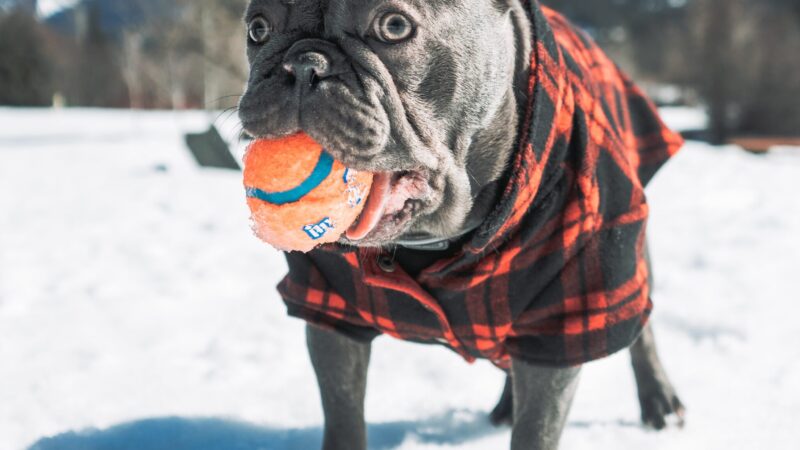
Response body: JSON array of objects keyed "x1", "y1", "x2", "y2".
[{"x1": 246, "y1": 151, "x2": 334, "y2": 205}]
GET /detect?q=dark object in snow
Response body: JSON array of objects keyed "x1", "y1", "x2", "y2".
[
  {"x1": 679, "y1": 129, "x2": 713, "y2": 143},
  {"x1": 184, "y1": 126, "x2": 240, "y2": 170}
]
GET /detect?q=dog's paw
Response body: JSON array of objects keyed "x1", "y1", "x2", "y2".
[{"x1": 639, "y1": 384, "x2": 686, "y2": 430}]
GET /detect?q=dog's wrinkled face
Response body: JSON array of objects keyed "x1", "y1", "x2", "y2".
[{"x1": 239, "y1": 0, "x2": 522, "y2": 246}]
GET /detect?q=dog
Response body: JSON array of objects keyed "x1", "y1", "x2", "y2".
[{"x1": 238, "y1": 1, "x2": 685, "y2": 448}]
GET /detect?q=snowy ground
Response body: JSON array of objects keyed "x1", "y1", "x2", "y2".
[{"x1": 1, "y1": 108, "x2": 798, "y2": 450}]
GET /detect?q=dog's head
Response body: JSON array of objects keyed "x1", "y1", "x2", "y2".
[{"x1": 239, "y1": 0, "x2": 529, "y2": 246}]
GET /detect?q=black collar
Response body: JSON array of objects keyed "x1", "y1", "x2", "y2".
[{"x1": 393, "y1": 217, "x2": 484, "y2": 251}]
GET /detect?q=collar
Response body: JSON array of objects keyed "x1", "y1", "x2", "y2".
[
  {"x1": 396, "y1": 4, "x2": 562, "y2": 256},
  {"x1": 393, "y1": 216, "x2": 484, "y2": 251},
  {"x1": 328, "y1": 3, "x2": 681, "y2": 280},
  {"x1": 352, "y1": 4, "x2": 560, "y2": 260},
  {"x1": 406, "y1": 4, "x2": 569, "y2": 272}
]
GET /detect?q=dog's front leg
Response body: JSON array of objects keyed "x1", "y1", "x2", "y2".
[
  {"x1": 510, "y1": 359, "x2": 581, "y2": 450},
  {"x1": 307, "y1": 324, "x2": 371, "y2": 450}
]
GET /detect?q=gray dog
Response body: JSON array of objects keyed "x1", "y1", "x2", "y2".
[{"x1": 238, "y1": 1, "x2": 685, "y2": 449}]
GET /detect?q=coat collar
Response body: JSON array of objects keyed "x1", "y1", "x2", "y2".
[
  {"x1": 391, "y1": 3, "x2": 562, "y2": 258},
  {"x1": 406, "y1": 3, "x2": 569, "y2": 274}
]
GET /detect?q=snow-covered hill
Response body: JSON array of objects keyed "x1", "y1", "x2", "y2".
[{"x1": 1, "y1": 108, "x2": 798, "y2": 449}]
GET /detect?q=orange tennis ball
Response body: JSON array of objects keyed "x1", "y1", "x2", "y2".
[{"x1": 243, "y1": 133, "x2": 373, "y2": 252}]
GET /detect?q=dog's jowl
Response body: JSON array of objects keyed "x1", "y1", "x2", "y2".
[{"x1": 239, "y1": 1, "x2": 685, "y2": 449}]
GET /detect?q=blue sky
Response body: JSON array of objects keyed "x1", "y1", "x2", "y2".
[{"x1": 38, "y1": 0, "x2": 79, "y2": 17}]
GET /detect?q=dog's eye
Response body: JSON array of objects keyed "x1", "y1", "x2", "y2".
[
  {"x1": 248, "y1": 16, "x2": 272, "y2": 44},
  {"x1": 375, "y1": 12, "x2": 415, "y2": 43}
]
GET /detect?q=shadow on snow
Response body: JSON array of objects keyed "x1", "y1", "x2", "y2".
[{"x1": 28, "y1": 410, "x2": 500, "y2": 450}]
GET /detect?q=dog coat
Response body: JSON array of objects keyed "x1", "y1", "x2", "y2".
[{"x1": 276, "y1": 3, "x2": 683, "y2": 368}]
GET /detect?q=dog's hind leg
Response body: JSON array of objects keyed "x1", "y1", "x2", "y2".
[
  {"x1": 510, "y1": 359, "x2": 581, "y2": 450},
  {"x1": 630, "y1": 323, "x2": 685, "y2": 429},
  {"x1": 307, "y1": 324, "x2": 371, "y2": 450},
  {"x1": 630, "y1": 242, "x2": 685, "y2": 429}
]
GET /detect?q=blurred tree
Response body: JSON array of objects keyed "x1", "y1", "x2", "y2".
[
  {"x1": 63, "y1": 4, "x2": 130, "y2": 107},
  {"x1": 0, "y1": 8, "x2": 54, "y2": 106},
  {"x1": 686, "y1": 0, "x2": 742, "y2": 144},
  {"x1": 116, "y1": 0, "x2": 247, "y2": 109},
  {"x1": 734, "y1": 1, "x2": 800, "y2": 136},
  {"x1": 540, "y1": 0, "x2": 689, "y2": 82},
  {"x1": 686, "y1": 0, "x2": 800, "y2": 141},
  {"x1": 543, "y1": 0, "x2": 800, "y2": 140}
]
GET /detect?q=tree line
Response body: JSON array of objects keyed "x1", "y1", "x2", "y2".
[
  {"x1": 1, "y1": 0, "x2": 798, "y2": 141},
  {"x1": 542, "y1": 0, "x2": 800, "y2": 141},
  {"x1": 0, "y1": 0, "x2": 247, "y2": 110}
]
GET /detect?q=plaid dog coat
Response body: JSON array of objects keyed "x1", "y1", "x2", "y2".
[{"x1": 277, "y1": 2, "x2": 683, "y2": 368}]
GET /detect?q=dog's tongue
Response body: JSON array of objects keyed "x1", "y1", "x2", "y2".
[{"x1": 346, "y1": 173, "x2": 392, "y2": 241}]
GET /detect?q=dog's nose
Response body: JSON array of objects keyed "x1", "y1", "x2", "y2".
[{"x1": 283, "y1": 50, "x2": 331, "y2": 88}]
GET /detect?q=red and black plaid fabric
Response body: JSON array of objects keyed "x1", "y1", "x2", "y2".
[{"x1": 276, "y1": 3, "x2": 683, "y2": 368}]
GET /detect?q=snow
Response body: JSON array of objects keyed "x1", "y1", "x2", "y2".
[
  {"x1": 1, "y1": 107, "x2": 798, "y2": 450},
  {"x1": 656, "y1": 106, "x2": 709, "y2": 132}
]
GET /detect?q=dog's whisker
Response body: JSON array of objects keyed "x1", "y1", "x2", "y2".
[
  {"x1": 212, "y1": 106, "x2": 241, "y2": 129},
  {"x1": 205, "y1": 94, "x2": 243, "y2": 108}
]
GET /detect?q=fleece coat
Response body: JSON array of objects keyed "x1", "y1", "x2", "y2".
[{"x1": 276, "y1": 3, "x2": 683, "y2": 368}]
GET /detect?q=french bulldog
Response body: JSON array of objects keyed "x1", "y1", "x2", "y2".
[{"x1": 238, "y1": 1, "x2": 685, "y2": 449}]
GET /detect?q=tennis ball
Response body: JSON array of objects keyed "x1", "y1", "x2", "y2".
[{"x1": 243, "y1": 133, "x2": 373, "y2": 253}]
